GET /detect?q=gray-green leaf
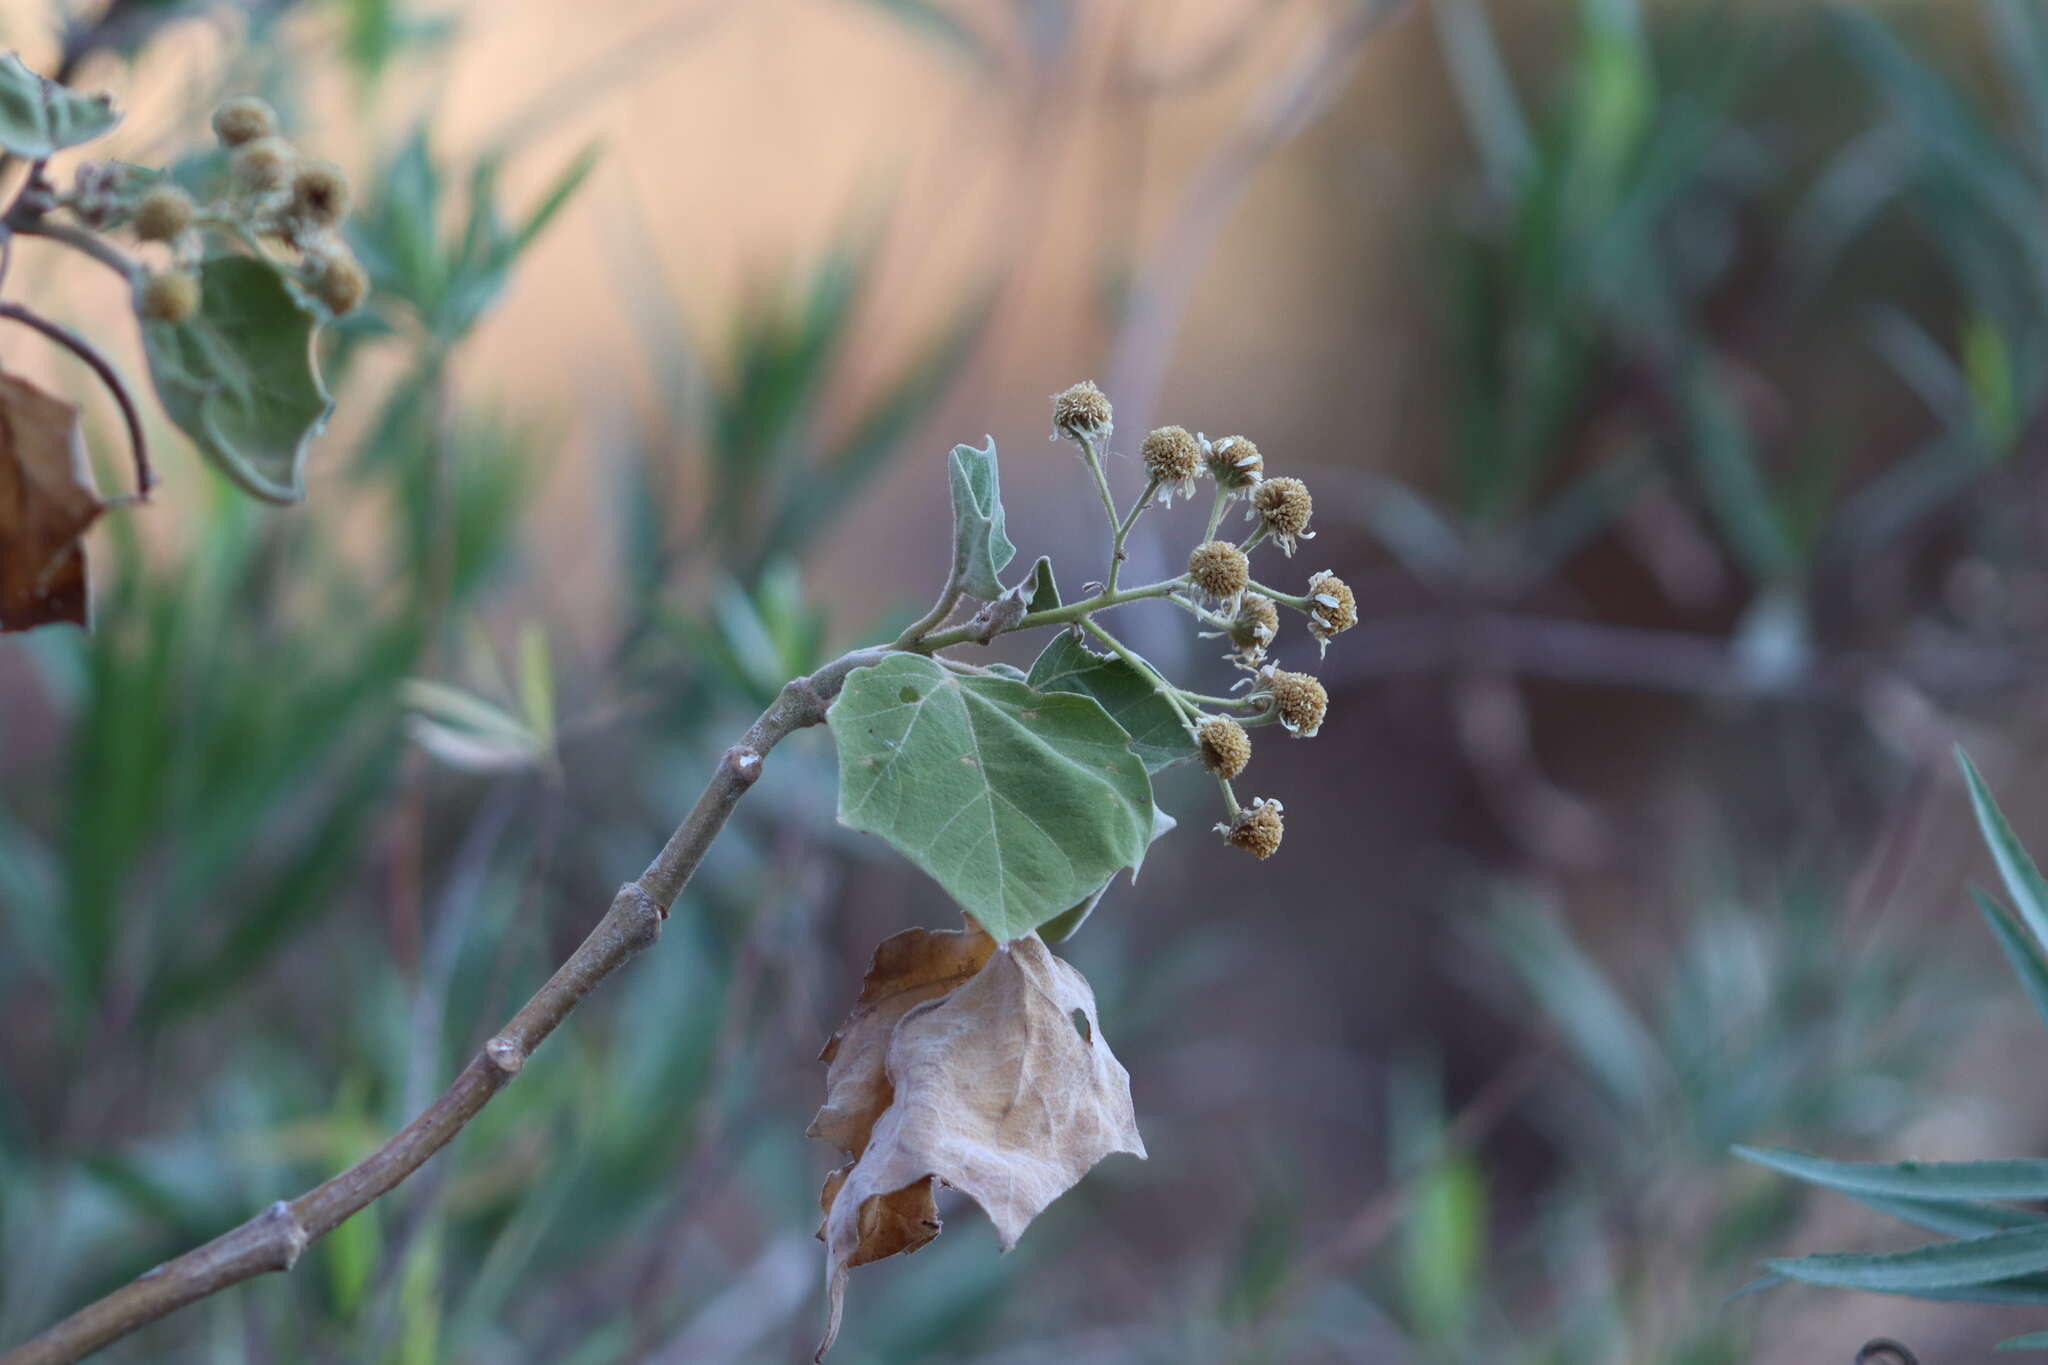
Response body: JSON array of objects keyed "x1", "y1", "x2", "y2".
[
  {"x1": 1735, "y1": 1147, "x2": 2048, "y2": 1204},
  {"x1": 0, "y1": 53, "x2": 119, "y2": 159},
  {"x1": 139, "y1": 256, "x2": 335, "y2": 504},
  {"x1": 1765, "y1": 1225, "x2": 2048, "y2": 1294},
  {"x1": 828, "y1": 653, "x2": 1154, "y2": 942},
  {"x1": 947, "y1": 437, "x2": 1014, "y2": 600},
  {"x1": 1026, "y1": 632, "x2": 1196, "y2": 775}
]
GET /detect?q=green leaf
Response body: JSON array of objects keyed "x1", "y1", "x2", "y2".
[
  {"x1": 139, "y1": 256, "x2": 334, "y2": 504},
  {"x1": 1025, "y1": 555, "x2": 1061, "y2": 615},
  {"x1": 828, "y1": 653, "x2": 1154, "y2": 942},
  {"x1": 1998, "y1": 1332, "x2": 2048, "y2": 1352},
  {"x1": 1959, "y1": 748, "x2": 2048, "y2": 953},
  {"x1": 1765, "y1": 1225, "x2": 2048, "y2": 1294},
  {"x1": 1978, "y1": 885, "x2": 2048, "y2": 1033},
  {"x1": 1026, "y1": 632, "x2": 1197, "y2": 775},
  {"x1": 947, "y1": 437, "x2": 1015, "y2": 600},
  {"x1": 0, "y1": 53, "x2": 120, "y2": 158},
  {"x1": 1735, "y1": 1147, "x2": 2048, "y2": 1203}
]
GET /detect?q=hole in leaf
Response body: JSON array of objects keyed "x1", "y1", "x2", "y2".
[
  {"x1": 1070, "y1": 1008, "x2": 1092, "y2": 1044},
  {"x1": 899, "y1": 686, "x2": 921, "y2": 704}
]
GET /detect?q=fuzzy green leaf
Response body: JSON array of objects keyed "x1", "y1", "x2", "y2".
[
  {"x1": 1026, "y1": 632, "x2": 1197, "y2": 775},
  {"x1": 139, "y1": 256, "x2": 335, "y2": 504},
  {"x1": 828, "y1": 653, "x2": 1153, "y2": 941},
  {"x1": 1736, "y1": 1147, "x2": 2048, "y2": 1204},
  {"x1": 0, "y1": 53, "x2": 119, "y2": 158},
  {"x1": 1765, "y1": 1225, "x2": 2048, "y2": 1294},
  {"x1": 1025, "y1": 555, "x2": 1061, "y2": 614},
  {"x1": 947, "y1": 437, "x2": 1014, "y2": 600}
]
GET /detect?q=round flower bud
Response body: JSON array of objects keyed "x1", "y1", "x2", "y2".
[
  {"x1": 308, "y1": 245, "x2": 370, "y2": 315},
  {"x1": 1305, "y1": 570, "x2": 1357, "y2": 656},
  {"x1": 289, "y1": 160, "x2": 351, "y2": 229},
  {"x1": 1051, "y1": 380, "x2": 1113, "y2": 443},
  {"x1": 1205, "y1": 434, "x2": 1263, "y2": 490},
  {"x1": 1142, "y1": 425, "x2": 1201, "y2": 504},
  {"x1": 213, "y1": 96, "x2": 278, "y2": 147},
  {"x1": 132, "y1": 185, "x2": 195, "y2": 243},
  {"x1": 1197, "y1": 717, "x2": 1251, "y2": 780},
  {"x1": 1259, "y1": 665, "x2": 1327, "y2": 738},
  {"x1": 232, "y1": 136, "x2": 296, "y2": 192},
  {"x1": 1215, "y1": 797, "x2": 1284, "y2": 859},
  {"x1": 139, "y1": 271, "x2": 201, "y2": 324},
  {"x1": 1188, "y1": 539, "x2": 1249, "y2": 604},
  {"x1": 1250, "y1": 476, "x2": 1315, "y2": 556}
]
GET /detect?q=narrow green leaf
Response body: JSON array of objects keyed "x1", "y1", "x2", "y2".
[
  {"x1": 0, "y1": 53, "x2": 119, "y2": 158},
  {"x1": 1026, "y1": 632, "x2": 1196, "y2": 775},
  {"x1": 946, "y1": 437, "x2": 1015, "y2": 600},
  {"x1": 1765, "y1": 1225, "x2": 2048, "y2": 1293},
  {"x1": 1998, "y1": 1331, "x2": 2048, "y2": 1351},
  {"x1": 1854, "y1": 1193, "x2": 2047, "y2": 1240},
  {"x1": 828, "y1": 653, "x2": 1153, "y2": 942},
  {"x1": 1735, "y1": 1146, "x2": 2048, "y2": 1204},
  {"x1": 139, "y1": 255, "x2": 335, "y2": 504},
  {"x1": 518, "y1": 624, "x2": 555, "y2": 751},
  {"x1": 1959, "y1": 748, "x2": 2048, "y2": 952},
  {"x1": 1976, "y1": 888, "x2": 2048, "y2": 1036}
]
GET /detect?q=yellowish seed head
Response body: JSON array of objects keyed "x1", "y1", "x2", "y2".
[
  {"x1": 309, "y1": 247, "x2": 370, "y2": 315},
  {"x1": 1263, "y1": 666, "x2": 1327, "y2": 738},
  {"x1": 231, "y1": 136, "x2": 296, "y2": 192},
  {"x1": 1206, "y1": 435, "x2": 1263, "y2": 489},
  {"x1": 1051, "y1": 380, "x2": 1113, "y2": 442},
  {"x1": 132, "y1": 185, "x2": 194, "y2": 243},
  {"x1": 1197, "y1": 717, "x2": 1251, "y2": 780},
  {"x1": 289, "y1": 161, "x2": 351, "y2": 229},
  {"x1": 1216, "y1": 797, "x2": 1284, "y2": 859},
  {"x1": 1188, "y1": 540, "x2": 1249, "y2": 601},
  {"x1": 139, "y1": 271, "x2": 201, "y2": 324},
  {"x1": 212, "y1": 96, "x2": 277, "y2": 147},
  {"x1": 1142, "y1": 425, "x2": 1201, "y2": 500},
  {"x1": 1305, "y1": 571, "x2": 1357, "y2": 656}
]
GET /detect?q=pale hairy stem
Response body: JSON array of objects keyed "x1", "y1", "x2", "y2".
[
  {"x1": 1076, "y1": 433, "x2": 1121, "y2": 545},
  {"x1": 917, "y1": 577, "x2": 1186, "y2": 652},
  {"x1": 1246, "y1": 577, "x2": 1312, "y2": 611},
  {"x1": 1106, "y1": 476, "x2": 1159, "y2": 593},
  {"x1": 0, "y1": 650, "x2": 887, "y2": 1365}
]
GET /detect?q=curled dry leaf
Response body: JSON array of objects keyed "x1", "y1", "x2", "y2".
[
  {"x1": 811, "y1": 931, "x2": 1146, "y2": 1360},
  {"x1": 0, "y1": 370, "x2": 104, "y2": 632}
]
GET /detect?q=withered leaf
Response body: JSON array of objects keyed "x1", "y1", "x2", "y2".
[
  {"x1": 0, "y1": 370, "x2": 103, "y2": 632},
  {"x1": 807, "y1": 920, "x2": 996, "y2": 1157},
  {"x1": 813, "y1": 934, "x2": 1146, "y2": 1360}
]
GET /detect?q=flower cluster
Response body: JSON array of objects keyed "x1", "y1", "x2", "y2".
[
  {"x1": 1046, "y1": 383, "x2": 1365, "y2": 863},
  {"x1": 81, "y1": 95, "x2": 368, "y2": 325}
]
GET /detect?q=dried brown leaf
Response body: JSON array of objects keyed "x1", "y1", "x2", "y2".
[
  {"x1": 814, "y1": 934, "x2": 1146, "y2": 1360},
  {"x1": 807, "y1": 920, "x2": 996, "y2": 1157},
  {"x1": 0, "y1": 370, "x2": 102, "y2": 632}
]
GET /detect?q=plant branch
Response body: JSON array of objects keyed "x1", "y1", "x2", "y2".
[
  {"x1": 916, "y1": 577, "x2": 1185, "y2": 652},
  {"x1": 1106, "y1": 475, "x2": 1159, "y2": 592},
  {"x1": 4, "y1": 218, "x2": 139, "y2": 286},
  {"x1": 1077, "y1": 433, "x2": 1121, "y2": 545},
  {"x1": 0, "y1": 301, "x2": 154, "y2": 497},
  {"x1": 0, "y1": 653, "x2": 886, "y2": 1365},
  {"x1": 1245, "y1": 577, "x2": 1312, "y2": 611}
]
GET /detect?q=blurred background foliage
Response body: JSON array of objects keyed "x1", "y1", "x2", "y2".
[{"x1": 7, "y1": 0, "x2": 2048, "y2": 1361}]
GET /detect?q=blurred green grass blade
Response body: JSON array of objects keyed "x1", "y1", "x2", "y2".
[
  {"x1": 1735, "y1": 1146, "x2": 2048, "y2": 1203},
  {"x1": 1974, "y1": 888, "x2": 2048, "y2": 1035},
  {"x1": 1433, "y1": 0, "x2": 1535, "y2": 192},
  {"x1": 1682, "y1": 357, "x2": 1799, "y2": 584},
  {"x1": 1765, "y1": 1225, "x2": 2048, "y2": 1293},
  {"x1": 850, "y1": 0, "x2": 988, "y2": 66},
  {"x1": 1488, "y1": 903, "x2": 1662, "y2": 1114},
  {"x1": 1999, "y1": 1332, "x2": 2048, "y2": 1352},
  {"x1": 1958, "y1": 748, "x2": 2048, "y2": 951},
  {"x1": 1990, "y1": 0, "x2": 2048, "y2": 170}
]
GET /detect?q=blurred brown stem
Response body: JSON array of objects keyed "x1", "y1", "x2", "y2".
[
  {"x1": 0, "y1": 651, "x2": 886, "y2": 1365},
  {"x1": 0, "y1": 301, "x2": 154, "y2": 497}
]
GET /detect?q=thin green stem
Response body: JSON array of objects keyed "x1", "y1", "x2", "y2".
[
  {"x1": 1178, "y1": 690, "x2": 1262, "y2": 710},
  {"x1": 1077, "y1": 434, "x2": 1120, "y2": 542},
  {"x1": 1248, "y1": 578, "x2": 1313, "y2": 611},
  {"x1": 916, "y1": 577, "x2": 1187, "y2": 652},
  {"x1": 1202, "y1": 485, "x2": 1230, "y2": 543},
  {"x1": 1106, "y1": 475, "x2": 1160, "y2": 592},
  {"x1": 1238, "y1": 523, "x2": 1271, "y2": 555}
]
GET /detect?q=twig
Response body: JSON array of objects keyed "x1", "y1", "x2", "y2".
[
  {"x1": 0, "y1": 651, "x2": 886, "y2": 1365},
  {"x1": 0, "y1": 301, "x2": 155, "y2": 497}
]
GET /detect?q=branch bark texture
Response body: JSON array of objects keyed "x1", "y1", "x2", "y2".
[{"x1": 0, "y1": 653, "x2": 885, "y2": 1365}]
